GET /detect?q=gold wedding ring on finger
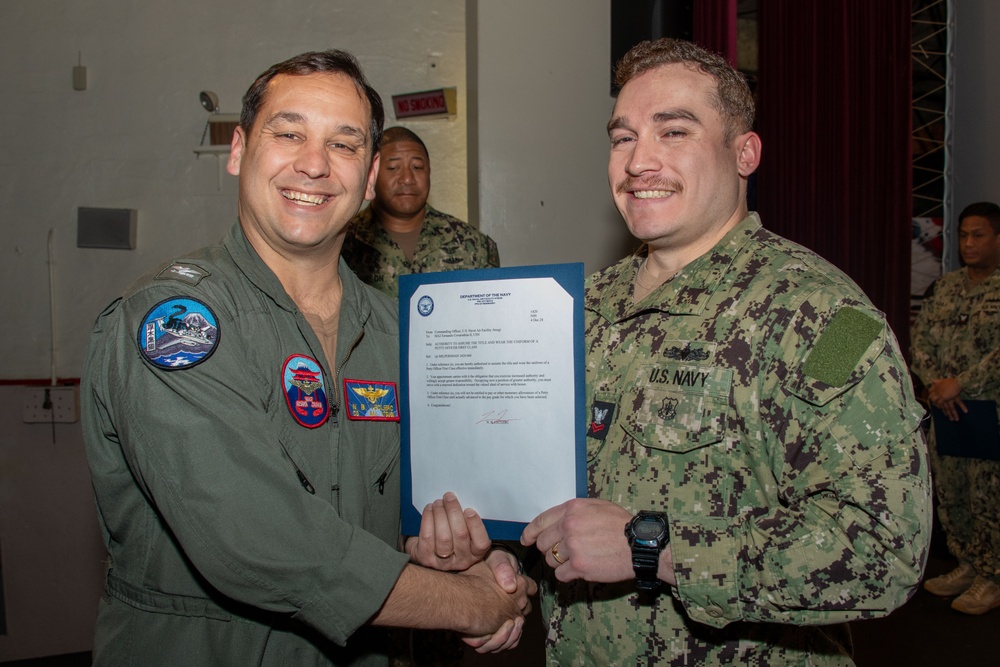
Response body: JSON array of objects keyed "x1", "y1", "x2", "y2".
[{"x1": 551, "y1": 542, "x2": 567, "y2": 565}]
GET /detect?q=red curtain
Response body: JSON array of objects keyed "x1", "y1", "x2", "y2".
[
  {"x1": 693, "y1": 0, "x2": 738, "y2": 65},
  {"x1": 755, "y1": 1, "x2": 913, "y2": 352}
]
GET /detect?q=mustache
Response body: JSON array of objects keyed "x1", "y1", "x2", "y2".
[{"x1": 615, "y1": 177, "x2": 683, "y2": 195}]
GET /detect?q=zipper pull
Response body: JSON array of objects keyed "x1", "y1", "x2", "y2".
[
  {"x1": 377, "y1": 471, "x2": 388, "y2": 495},
  {"x1": 297, "y1": 469, "x2": 316, "y2": 495}
]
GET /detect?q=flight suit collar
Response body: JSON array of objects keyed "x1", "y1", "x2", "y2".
[
  {"x1": 223, "y1": 220, "x2": 373, "y2": 325},
  {"x1": 223, "y1": 220, "x2": 375, "y2": 370}
]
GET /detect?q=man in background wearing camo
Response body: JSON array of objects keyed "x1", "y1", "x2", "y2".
[
  {"x1": 342, "y1": 127, "x2": 499, "y2": 299},
  {"x1": 912, "y1": 201, "x2": 1000, "y2": 615}
]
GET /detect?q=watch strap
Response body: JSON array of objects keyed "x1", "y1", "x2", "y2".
[{"x1": 631, "y1": 544, "x2": 661, "y2": 591}]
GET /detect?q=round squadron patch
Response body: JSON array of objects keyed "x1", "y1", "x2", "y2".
[
  {"x1": 282, "y1": 355, "x2": 330, "y2": 428},
  {"x1": 137, "y1": 297, "x2": 220, "y2": 370}
]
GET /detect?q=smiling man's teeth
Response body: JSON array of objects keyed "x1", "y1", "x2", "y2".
[
  {"x1": 633, "y1": 190, "x2": 673, "y2": 199},
  {"x1": 282, "y1": 190, "x2": 328, "y2": 205}
]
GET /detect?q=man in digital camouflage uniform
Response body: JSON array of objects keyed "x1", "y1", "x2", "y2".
[
  {"x1": 342, "y1": 126, "x2": 499, "y2": 298},
  {"x1": 81, "y1": 50, "x2": 533, "y2": 666},
  {"x1": 911, "y1": 201, "x2": 1000, "y2": 615},
  {"x1": 518, "y1": 38, "x2": 932, "y2": 665}
]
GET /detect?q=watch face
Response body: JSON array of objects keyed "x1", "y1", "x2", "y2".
[{"x1": 634, "y1": 518, "x2": 664, "y2": 540}]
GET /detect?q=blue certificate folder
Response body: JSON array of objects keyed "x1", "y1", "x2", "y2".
[
  {"x1": 930, "y1": 400, "x2": 1000, "y2": 461},
  {"x1": 398, "y1": 263, "x2": 587, "y2": 541}
]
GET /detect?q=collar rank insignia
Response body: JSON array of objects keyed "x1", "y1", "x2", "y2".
[
  {"x1": 283, "y1": 355, "x2": 330, "y2": 428},
  {"x1": 137, "y1": 297, "x2": 220, "y2": 370},
  {"x1": 156, "y1": 262, "x2": 210, "y2": 285},
  {"x1": 588, "y1": 400, "x2": 615, "y2": 440},
  {"x1": 344, "y1": 379, "x2": 400, "y2": 422}
]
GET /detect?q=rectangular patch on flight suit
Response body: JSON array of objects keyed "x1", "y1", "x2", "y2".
[
  {"x1": 802, "y1": 307, "x2": 883, "y2": 387},
  {"x1": 343, "y1": 379, "x2": 400, "y2": 421}
]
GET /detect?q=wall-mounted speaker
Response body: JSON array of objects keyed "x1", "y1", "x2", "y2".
[{"x1": 77, "y1": 207, "x2": 137, "y2": 249}]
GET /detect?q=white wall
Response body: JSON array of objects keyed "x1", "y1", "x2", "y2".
[
  {"x1": 949, "y1": 0, "x2": 1000, "y2": 268},
  {"x1": 0, "y1": 0, "x2": 467, "y2": 381},
  {"x1": 469, "y1": 0, "x2": 636, "y2": 273}
]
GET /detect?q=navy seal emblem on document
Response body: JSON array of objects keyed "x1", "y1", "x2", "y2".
[
  {"x1": 283, "y1": 355, "x2": 330, "y2": 428},
  {"x1": 137, "y1": 297, "x2": 219, "y2": 370},
  {"x1": 344, "y1": 379, "x2": 400, "y2": 421},
  {"x1": 417, "y1": 295, "x2": 434, "y2": 317}
]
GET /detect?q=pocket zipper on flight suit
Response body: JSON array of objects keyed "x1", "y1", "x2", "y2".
[
  {"x1": 296, "y1": 469, "x2": 316, "y2": 494},
  {"x1": 277, "y1": 438, "x2": 317, "y2": 495}
]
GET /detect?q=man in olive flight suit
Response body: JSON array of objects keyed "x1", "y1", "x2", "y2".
[{"x1": 82, "y1": 50, "x2": 533, "y2": 666}]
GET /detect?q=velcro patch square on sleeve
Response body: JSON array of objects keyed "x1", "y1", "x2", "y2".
[{"x1": 802, "y1": 306, "x2": 883, "y2": 387}]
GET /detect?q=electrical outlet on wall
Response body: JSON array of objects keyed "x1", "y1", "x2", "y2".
[{"x1": 22, "y1": 386, "x2": 80, "y2": 423}]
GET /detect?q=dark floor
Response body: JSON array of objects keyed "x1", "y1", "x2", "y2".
[
  {"x1": 850, "y1": 550, "x2": 997, "y2": 666},
  {"x1": 5, "y1": 534, "x2": 996, "y2": 667}
]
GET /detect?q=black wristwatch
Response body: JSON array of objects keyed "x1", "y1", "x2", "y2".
[{"x1": 625, "y1": 510, "x2": 670, "y2": 592}]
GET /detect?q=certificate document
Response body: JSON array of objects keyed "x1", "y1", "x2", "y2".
[{"x1": 399, "y1": 263, "x2": 586, "y2": 540}]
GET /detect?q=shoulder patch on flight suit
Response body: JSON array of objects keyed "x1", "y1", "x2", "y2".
[
  {"x1": 283, "y1": 355, "x2": 330, "y2": 428},
  {"x1": 156, "y1": 262, "x2": 210, "y2": 285},
  {"x1": 137, "y1": 297, "x2": 220, "y2": 370},
  {"x1": 344, "y1": 379, "x2": 400, "y2": 421},
  {"x1": 802, "y1": 306, "x2": 883, "y2": 386}
]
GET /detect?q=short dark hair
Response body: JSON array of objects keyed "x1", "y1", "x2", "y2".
[
  {"x1": 381, "y1": 126, "x2": 428, "y2": 158},
  {"x1": 239, "y1": 50, "x2": 385, "y2": 155},
  {"x1": 959, "y1": 202, "x2": 1000, "y2": 234},
  {"x1": 614, "y1": 38, "x2": 754, "y2": 143}
]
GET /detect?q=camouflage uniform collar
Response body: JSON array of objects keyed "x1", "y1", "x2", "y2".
[
  {"x1": 347, "y1": 206, "x2": 382, "y2": 246},
  {"x1": 350, "y1": 204, "x2": 435, "y2": 246},
  {"x1": 596, "y1": 213, "x2": 762, "y2": 321},
  {"x1": 961, "y1": 264, "x2": 1000, "y2": 290}
]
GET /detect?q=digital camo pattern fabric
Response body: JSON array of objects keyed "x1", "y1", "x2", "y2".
[
  {"x1": 343, "y1": 205, "x2": 500, "y2": 298},
  {"x1": 542, "y1": 214, "x2": 931, "y2": 666},
  {"x1": 910, "y1": 267, "x2": 1000, "y2": 580}
]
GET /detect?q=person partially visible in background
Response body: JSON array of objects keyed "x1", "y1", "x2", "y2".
[
  {"x1": 912, "y1": 201, "x2": 1000, "y2": 615},
  {"x1": 343, "y1": 126, "x2": 499, "y2": 298}
]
